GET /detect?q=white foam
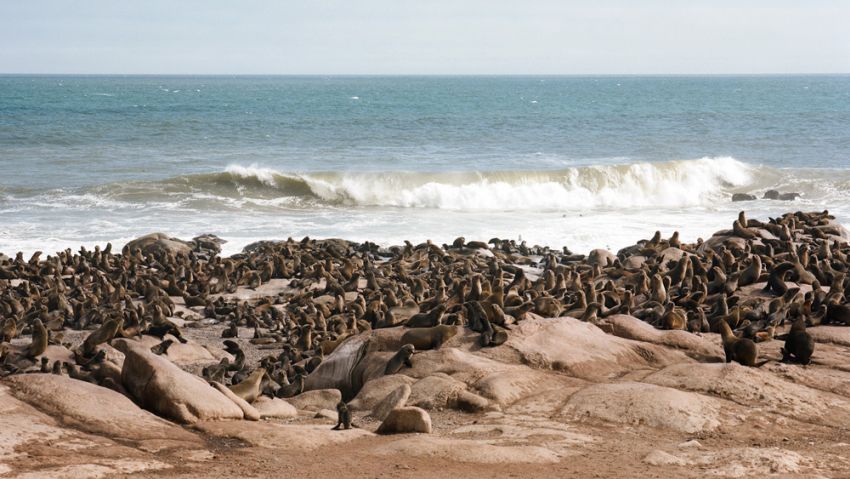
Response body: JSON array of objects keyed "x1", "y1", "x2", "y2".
[
  {"x1": 223, "y1": 164, "x2": 281, "y2": 187},
  {"x1": 296, "y1": 156, "x2": 754, "y2": 211}
]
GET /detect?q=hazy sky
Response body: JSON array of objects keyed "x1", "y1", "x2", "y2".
[{"x1": 1, "y1": 1, "x2": 848, "y2": 74}]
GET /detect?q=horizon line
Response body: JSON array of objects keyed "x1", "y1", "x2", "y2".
[{"x1": 1, "y1": 72, "x2": 849, "y2": 77}]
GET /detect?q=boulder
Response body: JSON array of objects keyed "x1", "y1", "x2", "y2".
[
  {"x1": 455, "y1": 390, "x2": 490, "y2": 412},
  {"x1": 349, "y1": 374, "x2": 416, "y2": 411},
  {"x1": 376, "y1": 406, "x2": 432, "y2": 434},
  {"x1": 371, "y1": 384, "x2": 411, "y2": 421},
  {"x1": 114, "y1": 338, "x2": 244, "y2": 424},
  {"x1": 408, "y1": 373, "x2": 467, "y2": 410},
  {"x1": 732, "y1": 193, "x2": 757, "y2": 202}
]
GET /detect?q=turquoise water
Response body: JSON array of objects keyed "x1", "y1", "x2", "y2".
[{"x1": 1, "y1": 75, "x2": 849, "y2": 255}]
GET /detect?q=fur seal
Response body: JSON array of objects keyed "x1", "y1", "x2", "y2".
[
  {"x1": 332, "y1": 400, "x2": 354, "y2": 430},
  {"x1": 399, "y1": 324, "x2": 459, "y2": 350},
  {"x1": 781, "y1": 317, "x2": 814, "y2": 365},
  {"x1": 229, "y1": 368, "x2": 266, "y2": 403},
  {"x1": 26, "y1": 319, "x2": 48, "y2": 358},
  {"x1": 405, "y1": 304, "x2": 446, "y2": 328},
  {"x1": 384, "y1": 344, "x2": 415, "y2": 375},
  {"x1": 719, "y1": 319, "x2": 757, "y2": 367},
  {"x1": 81, "y1": 318, "x2": 123, "y2": 356}
]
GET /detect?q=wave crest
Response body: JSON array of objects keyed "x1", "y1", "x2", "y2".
[{"x1": 209, "y1": 157, "x2": 754, "y2": 210}]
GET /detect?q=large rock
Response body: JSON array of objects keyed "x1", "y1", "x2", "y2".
[
  {"x1": 114, "y1": 338, "x2": 244, "y2": 424},
  {"x1": 588, "y1": 248, "x2": 616, "y2": 267},
  {"x1": 287, "y1": 388, "x2": 342, "y2": 412},
  {"x1": 371, "y1": 384, "x2": 411, "y2": 421},
  {"x1": 123, "y1": 233, "x2": 192, "y2": 257},
  {"x1": 4, "y1": 374, "x2": 198, "y2": 444},
  {"x1": 303, "y1": 334, "x2": 371, "y2": 399},
  {"x1": 376, "y1": 406, "x2": 432, "y2": 434}
]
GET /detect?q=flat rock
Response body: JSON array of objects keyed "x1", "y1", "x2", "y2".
[
  {"x1": 377, "y1": 406, "x2": 432, "y2": 434},
  {"x1": 645, "y1": 362, "x2": 850, "y2": 427},
  {"x1": 194, "y1": 422, "x2": 372, "y2": 450},
  {"x1": 252, "y1": 397, "x2": 297, "y2": 419},
  {"x1": 370, "y1": 436, "x2": 560, "y2": 464},
  {"x1": 643, "y1": 449, "x2": 689, "y2": 466},
  {"x1": 807, "y1": 326, "x2": 850, "y2": 347},
  {"x1": 562, "y1": 381, "x2": 722, "y2": 433},
  {"x1": 287, "y1": 388, "x2": 342, "y2": 412},
  {"x1": 0, "y1": 384, "x2": 174, "y2": 478},
  {"x1": 114, "y1": 338, "x2": 243, "y2": 424}
]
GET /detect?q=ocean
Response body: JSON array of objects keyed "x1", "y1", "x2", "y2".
[{"x1": 1, "y1": 75, "x2": 849, "y2": 257}]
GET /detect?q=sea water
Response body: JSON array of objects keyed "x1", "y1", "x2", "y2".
[{"x1": 1, "y1": 75, "x2": 848, "y2": 256}]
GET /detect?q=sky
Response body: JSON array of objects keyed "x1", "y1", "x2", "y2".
[{"x1": 1, "y1": 1, "x2": 849, "y2": 75}]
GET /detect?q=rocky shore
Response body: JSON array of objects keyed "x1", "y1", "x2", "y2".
[{"x1": 2, "y1": 210, "x2": 850, "y2": 478}]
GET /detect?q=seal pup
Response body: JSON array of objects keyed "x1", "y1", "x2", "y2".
[
  {"x1": 150, "y1": 339, "x2": 174, "y2": 355},
  {"x1": 781, "y1": 317, "x2": 814, "y2": 365},
  {"x1": 719, "y1": 319, "x2": 757, "y2": 367},
  {"x1": 384, "y1": 344, "x2": 415, "y2": 375},
  {"x1": 332, "y1": 400, "x2": 356, "y2": 430}
]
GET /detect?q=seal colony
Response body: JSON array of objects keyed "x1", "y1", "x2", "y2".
[
  {"x1": 1, "y1": 210, "x2": 848, "y2": 387},
  {"x1": 1, "y1": 211, "x2": 849, "y2": 431},
  {"x1": 5, "y1": 210, "x2": 850, "y2": 476}
]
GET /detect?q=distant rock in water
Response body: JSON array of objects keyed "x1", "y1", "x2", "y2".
[
  {"x1": 763, "y1": 190, "x2": 801, "y2": 201},
  {"x1": 733, "y1": 191, "x2": 801, "y2": 202},
  {"x1": 731, "y1": 193, "x2": 757, "y2": 202}
]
